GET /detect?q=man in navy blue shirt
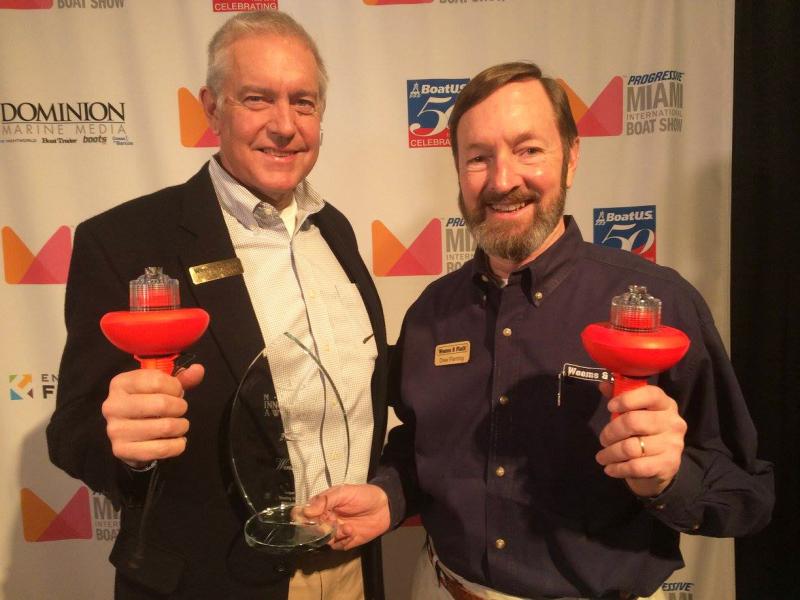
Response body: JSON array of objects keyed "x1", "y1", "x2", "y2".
[{"x1": 305, "y1": 62, "x2": 773, "y2": 599}]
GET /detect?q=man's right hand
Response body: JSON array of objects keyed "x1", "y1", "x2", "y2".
[
  {"x1": 101, "y1": 364, "x2": 205, "y2": 468},
  {"x1": 304, "y1": 484, "x2": 391, "y2": 551}
]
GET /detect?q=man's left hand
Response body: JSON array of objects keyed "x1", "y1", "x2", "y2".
[{"x1": 595, "y1": 384, "x2": 686, "y2": 497}]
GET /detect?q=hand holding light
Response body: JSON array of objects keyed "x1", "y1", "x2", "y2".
[{"x1": 581, "y1": 285, "x2": 690, "y2": 417}]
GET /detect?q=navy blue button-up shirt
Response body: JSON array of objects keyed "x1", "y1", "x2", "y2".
[{"x1": 373, "y1": 216, "x2": 773, "y2": 599}]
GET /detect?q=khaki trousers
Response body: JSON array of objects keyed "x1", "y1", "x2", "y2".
[{"x1": 288, "y1": 548, "x2": 364, "y2": 600}]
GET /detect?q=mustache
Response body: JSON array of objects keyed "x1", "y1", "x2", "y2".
[{"x1": 478, "y1": 187, "x2": 541, "y2": 206}]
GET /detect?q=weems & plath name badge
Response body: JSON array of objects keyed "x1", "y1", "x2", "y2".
[{"x1": 434, "y1": 341, "x2": 470, "y2": 366}]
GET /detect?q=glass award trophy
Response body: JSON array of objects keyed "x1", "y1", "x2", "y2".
[{"x1": 228, "y1": 332, "x2": 350, "y2": 555}]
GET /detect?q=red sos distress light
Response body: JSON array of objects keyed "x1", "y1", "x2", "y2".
[
  {"x1": 581, "y1": 285, "x2": 690, "y2": 416},
  {"x1": 100, "y1": 267, "x2": 209, "y2": 374}
]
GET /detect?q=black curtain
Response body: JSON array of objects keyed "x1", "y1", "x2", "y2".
[{"x1": 732, "y1": 1, "x2": 800, "y2": 598}]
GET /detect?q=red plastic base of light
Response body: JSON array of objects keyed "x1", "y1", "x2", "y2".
[
  {"x1": 100, "y1": 308, "x2": 209, "y2": 372},
  {"x1": 581, "y1": 322, "x2": 690, "y2": 418},
  {"x1": 581, "y1": 323, "x2": 690, "y2": 377}
]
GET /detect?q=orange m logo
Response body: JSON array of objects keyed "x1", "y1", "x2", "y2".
[{"x1": 372, "y1": 219, "x2": 441, "y2": 277}]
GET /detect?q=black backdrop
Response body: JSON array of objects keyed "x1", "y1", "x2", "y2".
[{"x1": 732, "y1": 1, "x2": 800, "y2": 598}]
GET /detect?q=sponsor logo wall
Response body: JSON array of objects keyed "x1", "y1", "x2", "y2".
[{"x1": 0, "y1": 2, "x2": 735, "y2": 599}]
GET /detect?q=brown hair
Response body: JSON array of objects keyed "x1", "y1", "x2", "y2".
[{"x1": 448, "y1": 61, "x2": 577, "y2": 162}]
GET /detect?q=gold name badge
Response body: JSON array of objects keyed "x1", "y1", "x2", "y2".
[
  {"x1": 189, "y1": 258, "x2": 244, "y2": 285},
  {"x1": 434, "y1": 341, "x2": 471, "y2": 366}
]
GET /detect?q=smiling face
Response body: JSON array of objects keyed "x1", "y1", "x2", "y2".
[
  {"x1": 200, "y1": 34, "x2": 322, "y2": 209},
  {"x1": 456, "y1": 79, "x2": 579, "y2": 270}
]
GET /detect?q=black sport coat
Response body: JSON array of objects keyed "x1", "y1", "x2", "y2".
[{"x1": 47, "y1": 164, "x2": 388, "y2": 599}]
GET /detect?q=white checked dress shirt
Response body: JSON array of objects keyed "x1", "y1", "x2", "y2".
[{"x1": 208, "y1": 157, "x2": 376, "y2": 504}]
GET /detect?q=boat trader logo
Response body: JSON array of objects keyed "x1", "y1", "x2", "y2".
[
  {"x1": 178, "y1": 87, "x2": 219, "y2": 147},
  {"x1": 21, "y1": 486, "x2": 93, "y2": 542},
  {"x1": 372, "y1": 219, "x2": 441, "y2": 276},
  {"x1": 593, "y1": 206, "x2": 656, "y2": 262},
  {"x1": 407, "y1": 78, "x2": 468, "y2": 148},
  {"x1": 2, "y1": 226, "x2": 71, "y2": 284}
]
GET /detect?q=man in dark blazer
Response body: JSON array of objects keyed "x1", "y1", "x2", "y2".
[{"x1": 46, "y1": 10, "x2": 387, "y2": 600}]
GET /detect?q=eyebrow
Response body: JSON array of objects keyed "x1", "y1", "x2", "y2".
[
  {"x1": 237, "y1": 85, "x2": 318, "y2": 99},
  {"x1": 462, "y1": 130, "x2": 545, "y2": 153},
  {"x1": 510, "y1": 131, "x2": 542, "y2": 146}
]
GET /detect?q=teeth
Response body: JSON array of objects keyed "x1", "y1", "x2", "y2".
[
  {"x1": 490, "y1": 203, "x2": 526, "y2": 213},
  {"x1": 261, "y1": 149, "x2": 293, "y2": 157}
]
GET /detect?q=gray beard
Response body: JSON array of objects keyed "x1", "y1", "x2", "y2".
[{"x1": 459, "y1": 185, "x2": 566, "y2": 264}]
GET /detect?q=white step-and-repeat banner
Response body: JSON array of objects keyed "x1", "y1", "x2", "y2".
[{"x1": 1, "y1": 1, "x2": 734, "y2": 598}]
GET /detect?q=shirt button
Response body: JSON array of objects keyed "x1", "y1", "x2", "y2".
[
  {"x1": 655, "y1": 503, "x2": 666, "y2": 510},
  {"x1": 691, "y1": 523, "x2": 701, "y2": 531},
  {"x1": 502, "y1": 327, "x2": 512, "y2": 337},
  {"x1": 495, "y1": 466, "x2": 505, "y2": 477},
  {"x1": 498, "y1": 395, "x2": 509, "y2": 406},
  {"x1": 481, "y1": 274, "x2": 489, "y2": 283},
  {"x1": 495, "y1": 538, "x2": 506, "y2": 550},
  {"x1": 534, "y1": 291, "x2": 543, "y2": 301}
]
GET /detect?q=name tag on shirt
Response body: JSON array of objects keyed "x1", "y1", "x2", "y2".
[
  {"x1": 189, "y1": 258, "x2": 244, "y2": 284},
  {"x1": 434, "y1": 341, "x2": 470, "y2": 366},
  {"x1": 557, "y1": 362, "x2": 612, "y2": 407}
]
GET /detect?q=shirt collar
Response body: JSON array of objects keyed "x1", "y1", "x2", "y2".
[
  {"x1": 207, "y1": 155, "x2": 325, "y2": 232},
  {"x1": 471, "y1": 215, "x2": 583, "y2": 306}
]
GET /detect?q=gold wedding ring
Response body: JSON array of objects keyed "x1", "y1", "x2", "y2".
[{"x1": 638, "y1": 436, "x2": 646, "y2": 456}]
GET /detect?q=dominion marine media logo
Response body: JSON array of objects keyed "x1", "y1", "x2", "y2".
[{"x1": 1, "y1": 100, "x2": 131, "y2": 145}]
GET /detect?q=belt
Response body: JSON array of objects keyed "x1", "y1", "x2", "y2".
[
  {"x1": 427, "y1": 540, "x2": 484, "y2": 600},
  {"x1": 425, "y1": 539, "x2": 637, "y2": 600}
]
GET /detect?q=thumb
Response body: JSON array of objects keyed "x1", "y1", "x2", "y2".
[
  {"x1": 175, "y1": 363, "x2": 205, "y2": 391},
  {"x1": 304, "y1": 494, "x2": 327, "y2": 518}
]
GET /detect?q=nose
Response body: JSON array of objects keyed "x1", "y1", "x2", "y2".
[
  {"x1": 488, "y1": 152, "x2": 522, "y2": 195},
  {"x1": 266, "y1": 100, "x2": 297, "y2": 142}
]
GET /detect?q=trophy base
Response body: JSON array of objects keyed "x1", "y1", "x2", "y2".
[{"x1": 244, "y1": 504, "x2": 334, "y2": 554}]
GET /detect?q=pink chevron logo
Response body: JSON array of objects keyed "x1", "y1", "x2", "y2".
[
  {"x1": 557, "y1": 77, "x2": 623, "y2": 137},
  {"x1": 2, "y1": 226, "x2": 71, "y2": 284},
  {"x1": 372, "y1": 219, "x2": 442, "y2": 277}
]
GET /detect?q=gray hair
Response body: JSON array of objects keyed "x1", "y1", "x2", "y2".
[{"x1": 206, "y1": 10, "x2": 328, "y2": 110}]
